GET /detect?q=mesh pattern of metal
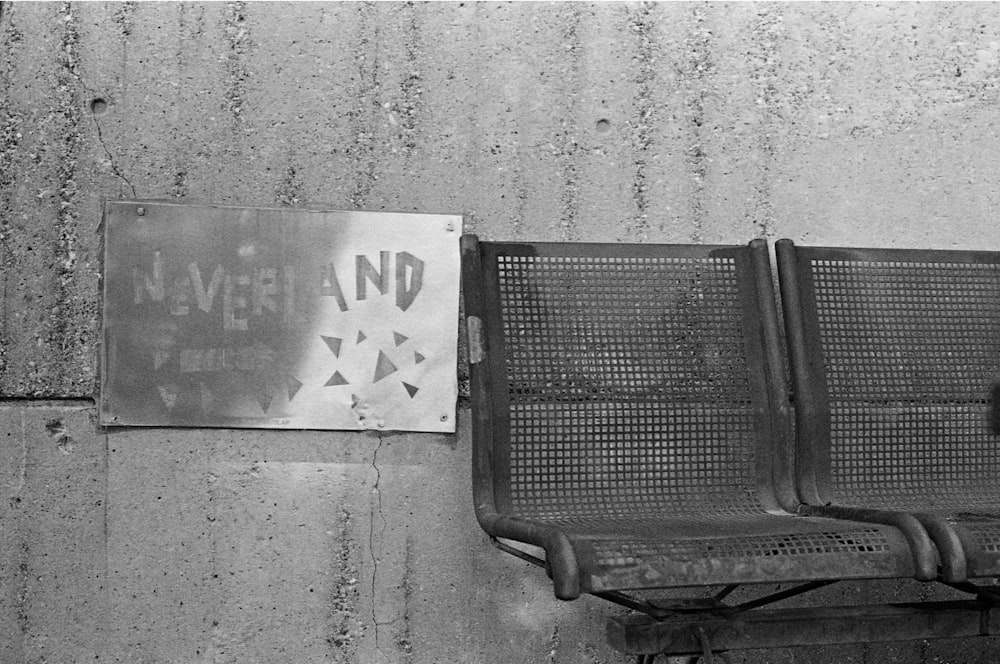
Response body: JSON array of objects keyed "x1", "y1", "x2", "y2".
[
  {"x1": 961, "y1": 521, "x2": 1000, "y2": 552},
  {"x1": 588, "y1": 527, "x2": 891, "y2": 567},
  {"x1": 496, "y1": 253, "x2": 761, "y2": 519},
  {"x1": 809, "y1": 258, "x2": 1000, "y2": 509}
]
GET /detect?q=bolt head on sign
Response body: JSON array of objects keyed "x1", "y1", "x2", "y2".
[{"x1": 100, "y1": 202, "x2": 461, "y2": 432}]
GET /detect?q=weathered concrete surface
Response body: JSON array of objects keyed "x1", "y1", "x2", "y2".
[
  {"x1": 5, "y1": 404, "x2": 1000, "y2": 664},
  {"x1": 1, "y1": 407, "x2": 625, "y2": 664},
  {"x1": 3, "y1": 1, "x2": 1000, "y2": 663},
  {"x1": 0, "y1": 404, "x2": 107, "y2": 663},
  {"x1": 4, "y1": 1, "x2": 1000, "y2": 395}
]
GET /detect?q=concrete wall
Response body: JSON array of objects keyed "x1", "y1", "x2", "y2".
[{"x1": 1, "y1": 2, "x2": 999, "y2": 662}]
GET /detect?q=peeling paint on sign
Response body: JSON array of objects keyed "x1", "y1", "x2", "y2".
[{"x1": 100, "y1": 202, "x2": 461, "y2": 432}]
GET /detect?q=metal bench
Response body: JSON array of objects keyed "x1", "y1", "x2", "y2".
[
  {"x1": 777, "y1": 240, "x2": 1000, "y2": 590},
  {"x1": 461, "y1": 237, "x2": 1000, "y2": 661}
]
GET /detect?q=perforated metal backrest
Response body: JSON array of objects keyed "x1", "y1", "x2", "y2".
[
  {"x1": 466, "y1": 240, "x2": 791, "y2": 523},
  {"x1": 778, "y1": 242, "x2": 1000, "y2": 510}
]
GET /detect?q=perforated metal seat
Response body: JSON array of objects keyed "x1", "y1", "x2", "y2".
[
  {"x1": 777, "y1": 240, "x2": 1000, "y2": 582},
  {"x1": 462, "y1": 237, "x2": 933, "y2": 601}
]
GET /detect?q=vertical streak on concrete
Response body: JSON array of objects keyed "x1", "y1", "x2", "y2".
[
  {"x1": 205, "y1": 441, "x2": 222, "y2": 660},
  {"x1": 0, "y1": 408, "x2": 28, "y2": 662},
  {"x1": 171, "y1": 2, "x2": 191, "y2": 201},
  {"x1": 483, "y1": 3, "x2": 585, "y2": 242},
  {"x1": 369, "y1": 434, "x2": 387, "y2": 663},
  {"x1": 0, "y1": 3, "x2": 50, "y2": 397},
  {"x1": 14, "y1": 543, "x2": 28, "y2": 660},
  {"x1": 221, "y1": 0, "x2": 255, "y2": 205},
  {"x1": 100, "y1": 414, "x2": 111, "y2": 663},
  {"x1": 350, "y1": 2, "x2": 380, "y2": 210},
  {"x1": 50, "y1": 2, "x2": 86, "y2": 388},
  {"x1": 0, "y1": 0, "x2": 21, "y2": 387},
  {"x1": 679, "y1": 4, "x2": 713, "y2": 243},
  {"x1": 222, "y1": 1, "x2": 250, "y2": 123},
  {"x1": 112, "y1": 1, "x2": 136, "y2": 41},
  {"x1": 555, "y1": 5, "x2": 581, "y2": 242},
  {"x1": 367, "y1": 0, "x2": 430, "y2": 214},
  {"x1": 1, "y1": 1, "x2": 102, "y2": 397},
  {"x1": 746, "y1": 4, "x2": 785, "y2": 240},
  {"x1": 175, "y1": 2, "x2": 212, "y2": 202},
  {"x1": 399, "y1": 533, "x2": 414, "y2": 661},
  {"x1": 330, "y1": 506, "x2": 362, "y2": 662},
  {"x1": 395, "y1": 1, "x2": 424, "y2": 176},
  {"x1": 15, "y1": 390, "x2": 28, "y2": 658},
  {"x1": 626, "y1": 2, "x2": 655, "y2": 242}
]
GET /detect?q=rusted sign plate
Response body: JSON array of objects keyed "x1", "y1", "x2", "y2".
[{"x1": 100, "y1": 202, "x2": 461, "y2": 432}]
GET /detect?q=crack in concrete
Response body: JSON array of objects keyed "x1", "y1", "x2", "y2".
[
  {"x1": 75, "y1": 52, "x2": 135, "y2": 198},
  {"x1": 90, "y1": 112, "x2": 136, "y2": 198},
  {"x1": 369, "y1": 432, "x2": 389, "y2": 663},
  {"x1": 69, "y1": 8, "x2": 135, "y2": 200}
]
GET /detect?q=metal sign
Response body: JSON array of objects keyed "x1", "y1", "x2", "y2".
[{"x1": 100, "y1": 202, "x2": 461, "y2": 432}]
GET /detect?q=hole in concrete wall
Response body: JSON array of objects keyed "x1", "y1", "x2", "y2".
[
  {"x1": 595, "y1": 118, "x2": 612, "y2": 134},
  {"x1": 90, "y1": 97, "x2": 109, "y2": 116}
]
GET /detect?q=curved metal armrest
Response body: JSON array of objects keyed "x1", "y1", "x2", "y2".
[{"x1": 477, "y1": 511, "x2": 582, "y2": 600}]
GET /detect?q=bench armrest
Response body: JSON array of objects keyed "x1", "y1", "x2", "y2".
[{"x1": 477, "y1": 511, "x2": 582, "y2": 600}]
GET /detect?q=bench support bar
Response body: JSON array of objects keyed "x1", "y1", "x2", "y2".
[{"x1": 608, "y1": 600, "x2": 1000, "y2": 655}]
